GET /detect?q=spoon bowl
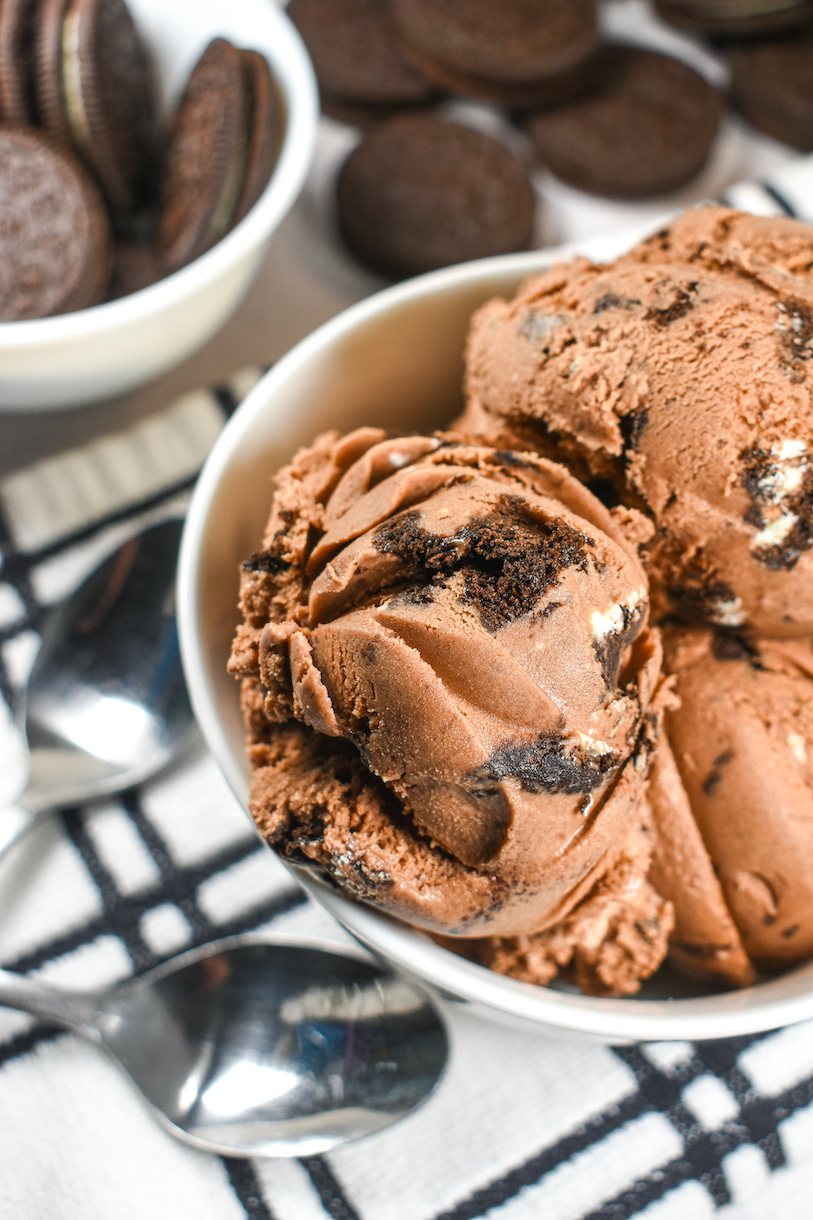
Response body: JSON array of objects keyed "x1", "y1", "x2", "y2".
[
  {"x1": 3, "y1": 519, "x2": 195, "y2": 853},
  {"x1": 0, "y1": 934, "x2": 448, "y2": 1157}
]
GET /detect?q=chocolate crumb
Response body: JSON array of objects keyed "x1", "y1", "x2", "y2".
[
  {"x1": 593, "y1": 293, "x2": 641, "y2": 313},
  {"x1": 494, "y1": 450, "x2": 534, "y2": 468},
  {"x1": 644, "y1": 282, "x2": 698, "y2": 327},
  {"x1": 634, "y1": 918, "x2": 658, "y2": 944},
  {"x1": 517, "y1": 308, "x2": 572, "y2": 355},
  {"x1": 242, "y1": 550, "x2": 290, "y2": 573},
  {"x1": 702, "y1": 770, "x2": 721, "y2": 795},
  {"x1": 777, "y1": 297, "x2": 813, "y2": 375},
  {"x1": 668, "y1": 578, "x2": 740, "y2": 625},
  {"x1": 594, "y1": 602, "x2": 645, "y2": 689},
  {"x1": 711, "y1": 632, "x2": 761, "y2": 665},
  {"x1": 374, "y1": 497, "x2": 593, "y2": 633},
  {"x1": 468, "y1": 731, "x2": 620, "y2": 798},
  {"x1": 620, "y1": 406, "x2": 649, "y2": 453},
  {"x1": 742, "y1": 446, "x2": 813, "y2": 570},
  {"x1": 702, "y1": 751, "x2": 732, "y2": 796}
]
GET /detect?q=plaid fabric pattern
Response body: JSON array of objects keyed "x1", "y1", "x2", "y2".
[{"x1": 2, "y1": 359, "x2": 813, "y2": 1220}]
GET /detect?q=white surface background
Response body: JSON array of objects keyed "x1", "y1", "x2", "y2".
[{"x1": 2, "y1": 1, "x2": 813, "y2": 1216}]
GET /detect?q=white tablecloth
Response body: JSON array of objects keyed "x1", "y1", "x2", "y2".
[{"x1": 3, "y1": 2, "x2": 813, "y2": 1215}]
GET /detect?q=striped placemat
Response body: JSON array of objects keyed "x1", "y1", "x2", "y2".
[{"x1": 3, "y1": 161, "x2": 813, "y2": 1220}]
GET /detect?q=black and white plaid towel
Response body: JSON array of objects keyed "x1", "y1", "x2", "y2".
[{"x1": 3, "y1": 174, "x2": 813, "y2": 1220}]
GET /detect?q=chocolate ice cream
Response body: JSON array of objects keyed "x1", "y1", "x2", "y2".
[
  {"x1": 464, "y1": 206, "x2": 813, "y2": 636},
  {"x1": 229, "y1": 428, "x2": 671, "y2": 992},
  {"x1": 656, "y1": 625, "x2": 813, "y2": 977},
  {"x1": 472, "y1": 809, "x2": 673, "y2": 996},
  {"x1": 648, "y1": 733, "x2": 755, "y2": 987}
]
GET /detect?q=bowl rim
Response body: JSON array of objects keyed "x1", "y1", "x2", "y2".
[
  {"x1": 0, "y1": 0, "x2": 319, "y2": 348},
  {"x1": 178, "y1": 241, "x2": 813, "y2": 1042}
]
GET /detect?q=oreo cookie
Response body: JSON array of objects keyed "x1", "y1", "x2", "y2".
[
  {"x1": 335, "y1": 115, "x2": 536, "y2": 279},
  {"x1": 158, "y1": 39, "x2": 248, "y2": 272},
  {"x1": 391, "y1": 0, "x2": 598, "y2": 106},
  {"x1": 0, "y1": 0, "x2": 40, "y2": 123},
  {"x1": 159, "y1": 38, "x2": 283, "y2": 272},
  {"x1": 524, "y1": 47, "x2": 724, "y2": 199},
  {"x1": 230, "y1": 48, "x2": 284, "y2": 228},
  {"x1": 0, "y1": 125, "x2": 111, "y2": 319},
  {"x1": 288, "y1": 0, "x2": 436, "y2": 108},
  {"x1": 654, "y1": 0, "x2": 813, "y2": 34},
  {"x1": 35, "y1": 0, "x2": 158, "y2": 213},
  {"x1": 728, "y1": 30, "x2": 813, "y2": 150},
  {"x1": 107, "y1": 237, "x2": 163, "y2": 300},
  {"x1": 382, "y1": 49, "x2": 596, "y2": 110}
]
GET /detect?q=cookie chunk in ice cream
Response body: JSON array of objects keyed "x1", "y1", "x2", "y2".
[
  {"x1": 229, "y1": 430, "x2": 670, "y2": 991},
  {"x1": 464, "y1": 206, "x2": 813, "y2": 636}
]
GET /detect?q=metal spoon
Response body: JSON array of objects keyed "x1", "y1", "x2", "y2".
[
  {"x1": 0, "y1": 934, "x2": 448, "y2": 1156},
  {"x1": 2, "y1": 518, "x2": 195, "y2": 855}
]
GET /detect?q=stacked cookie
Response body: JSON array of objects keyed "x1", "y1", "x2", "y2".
[
  {"x1": 655, "y1": 0, "x2": 813, "y2": 34},
  {"x1": 0, "y1": 0, "x2": 283, "y2": 321},
  {"x1": 659, "y1": 0, "x2": 813, "y2": 153},
  {"x1": 727, "y1": 30, "x2": 813, "y2": 151},
  {"x1": 291, "y1": 0, "x2": 813, "y2": 280}
]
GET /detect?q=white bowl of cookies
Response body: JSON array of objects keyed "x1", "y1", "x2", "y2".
[{"x1": 0, "y1": 0, "x2": 318, "y2": 411}]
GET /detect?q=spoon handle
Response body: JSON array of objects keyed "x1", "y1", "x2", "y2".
[
  {"x1": 0, "y1": 967, "x2": 104, "y2": 1040},
  {"x1": 0, "y1": 805, "x2": 39, "y2": 860}
]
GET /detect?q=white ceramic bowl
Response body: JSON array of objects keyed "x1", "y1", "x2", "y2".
[
  {"x1": 178, "y1": 237, "x2": 813, "y2": 1043},
  {"x1": 0, "y1": 0, "x2": 318, "y2": 412}
]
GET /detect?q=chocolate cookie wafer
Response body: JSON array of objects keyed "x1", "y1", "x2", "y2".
[
  {"x1": 230, "y1": 48, "x2": 284, "y2": 228},
  {"x1": 34, "y1": 0, "x2": 72, "y2": 144},
  {"x1": 158, "y1": 38, "x2": 248, "y2": 272},
  {"x1": 655, "y1": 0, "x2": 813, "y2": 34},
  {"x1": 336, "y1": 115, "x2": 536, "y2": 279},
  {"x1": 728, "y1": 30, "x2": 813, "y2": 151},
  {"x1": 525, "y1": 46, "x2": 724, "y2": 199},
  {"x1": 288, "y1": 0, "x2": 436, "y2": 107},
  {"x1": 0, "y1": 0, "x2": 40, "y2": 123},
  {"x1": 0, "y1": 124, "x2": 111, "y2": 319},
  {"x1": 159, "y1": 38, "x2": 283, "y2": 273},
  {"x1": 391, "y1": 0, "x2": 598, "y2": 105},
  {"x1": 35, "y1": 0, "x2": 158, "y2": 213}
]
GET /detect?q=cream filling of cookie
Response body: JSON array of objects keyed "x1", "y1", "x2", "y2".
[
  {"x1": 62, "y1": 2, "x2": 90, "y2": 152},
  {"x1": 210, "y1": 143, "x2": 248, "y2": 244},
  {"x1": 590, "y1": 589, "x2": 644, "y2": 641},
  {"x1": 750, "y1": 440, "x2": 808, "y2": 556},
  {"x1": 714, "y1": 594, "x2": 746, "y2": 628},
  {"x1": 776, "y1": 303, "x2": 813, "y2": 362},
  {"x1": 576, "y1": 733, "x2": 614, "y2": 759},
  {"x1": 752, "y1": 512, "x2": 799, "y2": 549},
  {"x1": 788, "y1": 732, "x2": 808, "y2": 765}
]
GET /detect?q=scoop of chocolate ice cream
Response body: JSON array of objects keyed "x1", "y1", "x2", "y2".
[
  {"x1": 655, "y1": 624, "x2": 813, "y2": 977},
  {"x1": 463, "y1": 206, "x2": 813, "y2": 636},
  {"x1": 648, "y1": 734, "x2": 755, "y2": 988},
  {"x1": 230, "y1": 429, "x2": 668, "y2": 989}
]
